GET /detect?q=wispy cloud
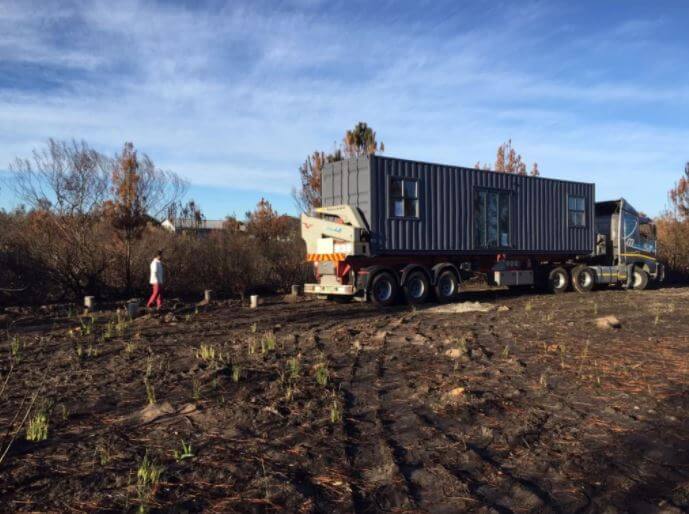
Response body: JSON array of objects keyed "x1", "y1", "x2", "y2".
[{"x1": 0, "y1": 0, "x2": 687, "y2": 215}]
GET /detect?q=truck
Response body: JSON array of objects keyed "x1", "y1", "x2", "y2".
[{"x1": 300, "y1": 155, "x2": 663, "y2": 306}]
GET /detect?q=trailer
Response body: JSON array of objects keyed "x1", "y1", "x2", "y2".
[{"x1": 301, "y1": 155, "x2": 663, "y2": 305}]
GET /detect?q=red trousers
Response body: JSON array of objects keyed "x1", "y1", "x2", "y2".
[{"x1": 147, "y1": 283, "x2": 163, "y2": 309}]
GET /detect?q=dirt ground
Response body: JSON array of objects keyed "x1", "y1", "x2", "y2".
[{"x1": 2, "y1": 285, "x2": 689, "y2": 513}]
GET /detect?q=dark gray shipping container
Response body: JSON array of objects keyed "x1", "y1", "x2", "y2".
[{"x1": 321, "y1": 155, "x2": 595, "y2": 257}]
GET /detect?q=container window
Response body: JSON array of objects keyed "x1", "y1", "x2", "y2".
[
  {"x1": 568, "y1": 196, "x2": 586, "y2": 227},
  {"x1": 475, "y1": 190, "x2": 510, "y2": 248},
  {"x1": 389, "y1": 178, "x2": 419, "y2": 218}
]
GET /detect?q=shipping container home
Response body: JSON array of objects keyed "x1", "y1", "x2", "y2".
[
  {"x1": 304, "y1": 155, "x2": 661, "y2": 306},
  {"x1": 321, "y1": 155, "x2": 595, "y2": 256}
]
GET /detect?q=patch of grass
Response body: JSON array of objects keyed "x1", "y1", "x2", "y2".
[
  {"x1": 9, "y1": 336, "x2": 21, "y2": 364},
  {"x1": 144, "y1": 366, "x2": 156, "y2": 405},
  {"x1": 103, "y1": 320, "x2": 115, "y2": 340},
  {"x1": 262, "y1": 331, "x2": 276, "y2": 352},
  {"x1": 250, "y1": 322, "x2": 258, "y2": 334},
  {"x1": 314, "y1": 363, "x2": 329, "y2": 387},
  {"x1": 74, "y1": 342, "x2": 84, "y2": 360},
  {"x1": 79, "y1": 315, "x2": 95, "y2": 336},
  {"x1": 578, "y1": 339, "x2": 590, "y2": 376},
  {"x1": 136, "y1": 453, "x2": 164, "y2": 512},
  {"x1": 287, "y1": 356, "x2": 300, "y2": 379},
  {"x1": 197, "y1": 344, "x2": 217, "y2": 363},
  {"x1": 192, "y1": 378, "x2": 201, "y2": 401},
  {"x1": 525, "y1": 301, "x2": 533, "y2": 312},
  {"x1": 124, "y1": 341, "x2": 137, "y2": 354},
  {"x1": 330, "y1": 396, "x2": 342, "y2": 424},
  {"x1": 144, "y1": 379, "x2": 156, "y2": 405},
  {"x1": 116, "y1": 316, "x2": 128, "y2": 336},
  {"x1": 173, "y1": 440, "x2": 193, "y2": 463},
  {"x1": 26, "y1": 411, "x2": 49, "y2": 441},
  {"x1": 86, "y1": 344, "x2": 100, "y2": 358},
  {"x1": 231, "y1": 364, "x2": 241, "y2": 383}
]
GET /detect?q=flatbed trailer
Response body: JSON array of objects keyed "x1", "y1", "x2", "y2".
[{"x1": 301, "y1": 155, "x2": 663, "y2": 305}]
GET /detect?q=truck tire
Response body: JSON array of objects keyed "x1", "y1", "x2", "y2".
[
  {"x1": 370, "y1": 271, "x2": 398, "y2": 307},
  {"x1": 572, "y1": 265, "x2": 595, "y2": 293},
  {"x1": 632, "y1": 268, "x2": 649, "y2": 290},
  {"x1": 404, "y1": 271, "x2": 430, "y2": 305},
  {"x1": 548, "y1": 267, "x2": 569, "y2": 294},
  {"x1": 435, "y1": 269, "x2": 459, "y2": 303}
]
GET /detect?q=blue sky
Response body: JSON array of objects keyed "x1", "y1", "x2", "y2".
[{"x1": 1, "y1": 0, "x2": 688, "y2": 218}]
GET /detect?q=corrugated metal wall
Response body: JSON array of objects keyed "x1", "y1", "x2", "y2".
[
  {"x1": 321, "y1": 157, "x2": 372, "y2": 224},
  {"x1": 321, "y1": 155, "x2": 595, "y2": 256}
]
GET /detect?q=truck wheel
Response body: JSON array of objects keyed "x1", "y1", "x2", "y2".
[
  {"x1": 435, "y1": 270, "x2": 459, "y2": 303},
  {"x1": 370, "y1": 272, "x2": 398, "y2": 307},
  {"x1": 572, "y1": 265, "x2": 595, "y2": 293},
  {"x1": 632, "y1": 268, "x2": 649, "y2": 290},
  {"x1": 404, "y1": 271, "x2": 430, "y2": 305},
  {"x1": 548, "y1": 267, "x2": 569, "y2": 294}
]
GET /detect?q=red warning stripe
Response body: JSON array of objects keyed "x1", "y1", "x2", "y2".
[{"x1": 306, "y1": 253, "x2": 346, "y2": 262}]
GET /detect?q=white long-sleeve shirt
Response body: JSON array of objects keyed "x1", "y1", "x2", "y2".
[{"x1": 149, "y1": 258, "x2": 164, "y2": 285}]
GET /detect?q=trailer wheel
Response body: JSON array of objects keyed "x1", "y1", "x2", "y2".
[
  {"x1": 572, "y1": 265, "x2": 595, "y2": 293},
  {"x1": 404, "y1": 271, "x2": 430, "y2": 305},
  {"x1": 548, "y1": 267, "x2": 569, "y2": 294},
  {"x1": 632, "y1": 268, "x2": 649, "y2": 290},
  {"x1": 435, "y1": 270, "x2": 459, "y2": 303},
  {"x1": 370, "y1": 271, "x2": 398, "y2": 307}
]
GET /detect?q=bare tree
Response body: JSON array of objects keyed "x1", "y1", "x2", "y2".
[
  {"x1": 668, "y1": 162, "x2": 689, "y2": 220},
  {"x1": 106, "y1": 142, "x2": 187, "y2": 291},
  {"x1": 9, "y1": 140, "x2": 113, "y2": 295},
  {"x1": 294, "y1": 121, "x2": 384, "y2": 213},
  {"x1": 475, "y1": 139, "x2": 540, "y2": 176},
  {"x1": 10, "y1": 139, "x2": 111, "y2": 215},
  {"x1": 8, "y1": 139, "x2": 186, "y2": 296},
  {"x1": 343, "y1": 121, "x2": 384, "y2": 158},
  {"x1": 294, "y1": 150, "x2": 340, "y2": 213}
]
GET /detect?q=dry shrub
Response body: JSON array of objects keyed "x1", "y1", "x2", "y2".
[
  {"x1": 0, "y1": 208, "x2": 310, "y2": 305},
  {"x1": 656, "y1": 214, "x2": 689, "y2": 281}
]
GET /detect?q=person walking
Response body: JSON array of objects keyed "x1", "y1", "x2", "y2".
[{"x1": 147, "y1": 250, "x2": 164, "y2": 310}]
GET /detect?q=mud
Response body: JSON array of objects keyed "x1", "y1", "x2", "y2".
[{"x1": 1, "y1": 286, "x2": 689, "y2": 512}]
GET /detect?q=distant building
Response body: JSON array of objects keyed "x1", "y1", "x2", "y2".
[{"x1": 161, "y1": 218, "x2": 246, "y2": 234}]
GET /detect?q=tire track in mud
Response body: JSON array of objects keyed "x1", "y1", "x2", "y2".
[
  {"x1": 338, "y1": 315, "x2": 419, "y2": 513},
  {"x1": 365, "y1": 313, "x2": 569, "y2": 513},
  {"x1": 339, "y1": 313, "x2": 497, "y2": 513},
  {"x1": 414, "y1": 407, "x2": 562, "y2": 513},
  {"x1": 373, "y1": 321, "x2": 488, "y2": 513},
  {"x1": 374, "y1": 319, "x2": 425, "y2": 509},
  {"x1": 420, "y1": 316, "x2": 597, "y2": 513}
]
